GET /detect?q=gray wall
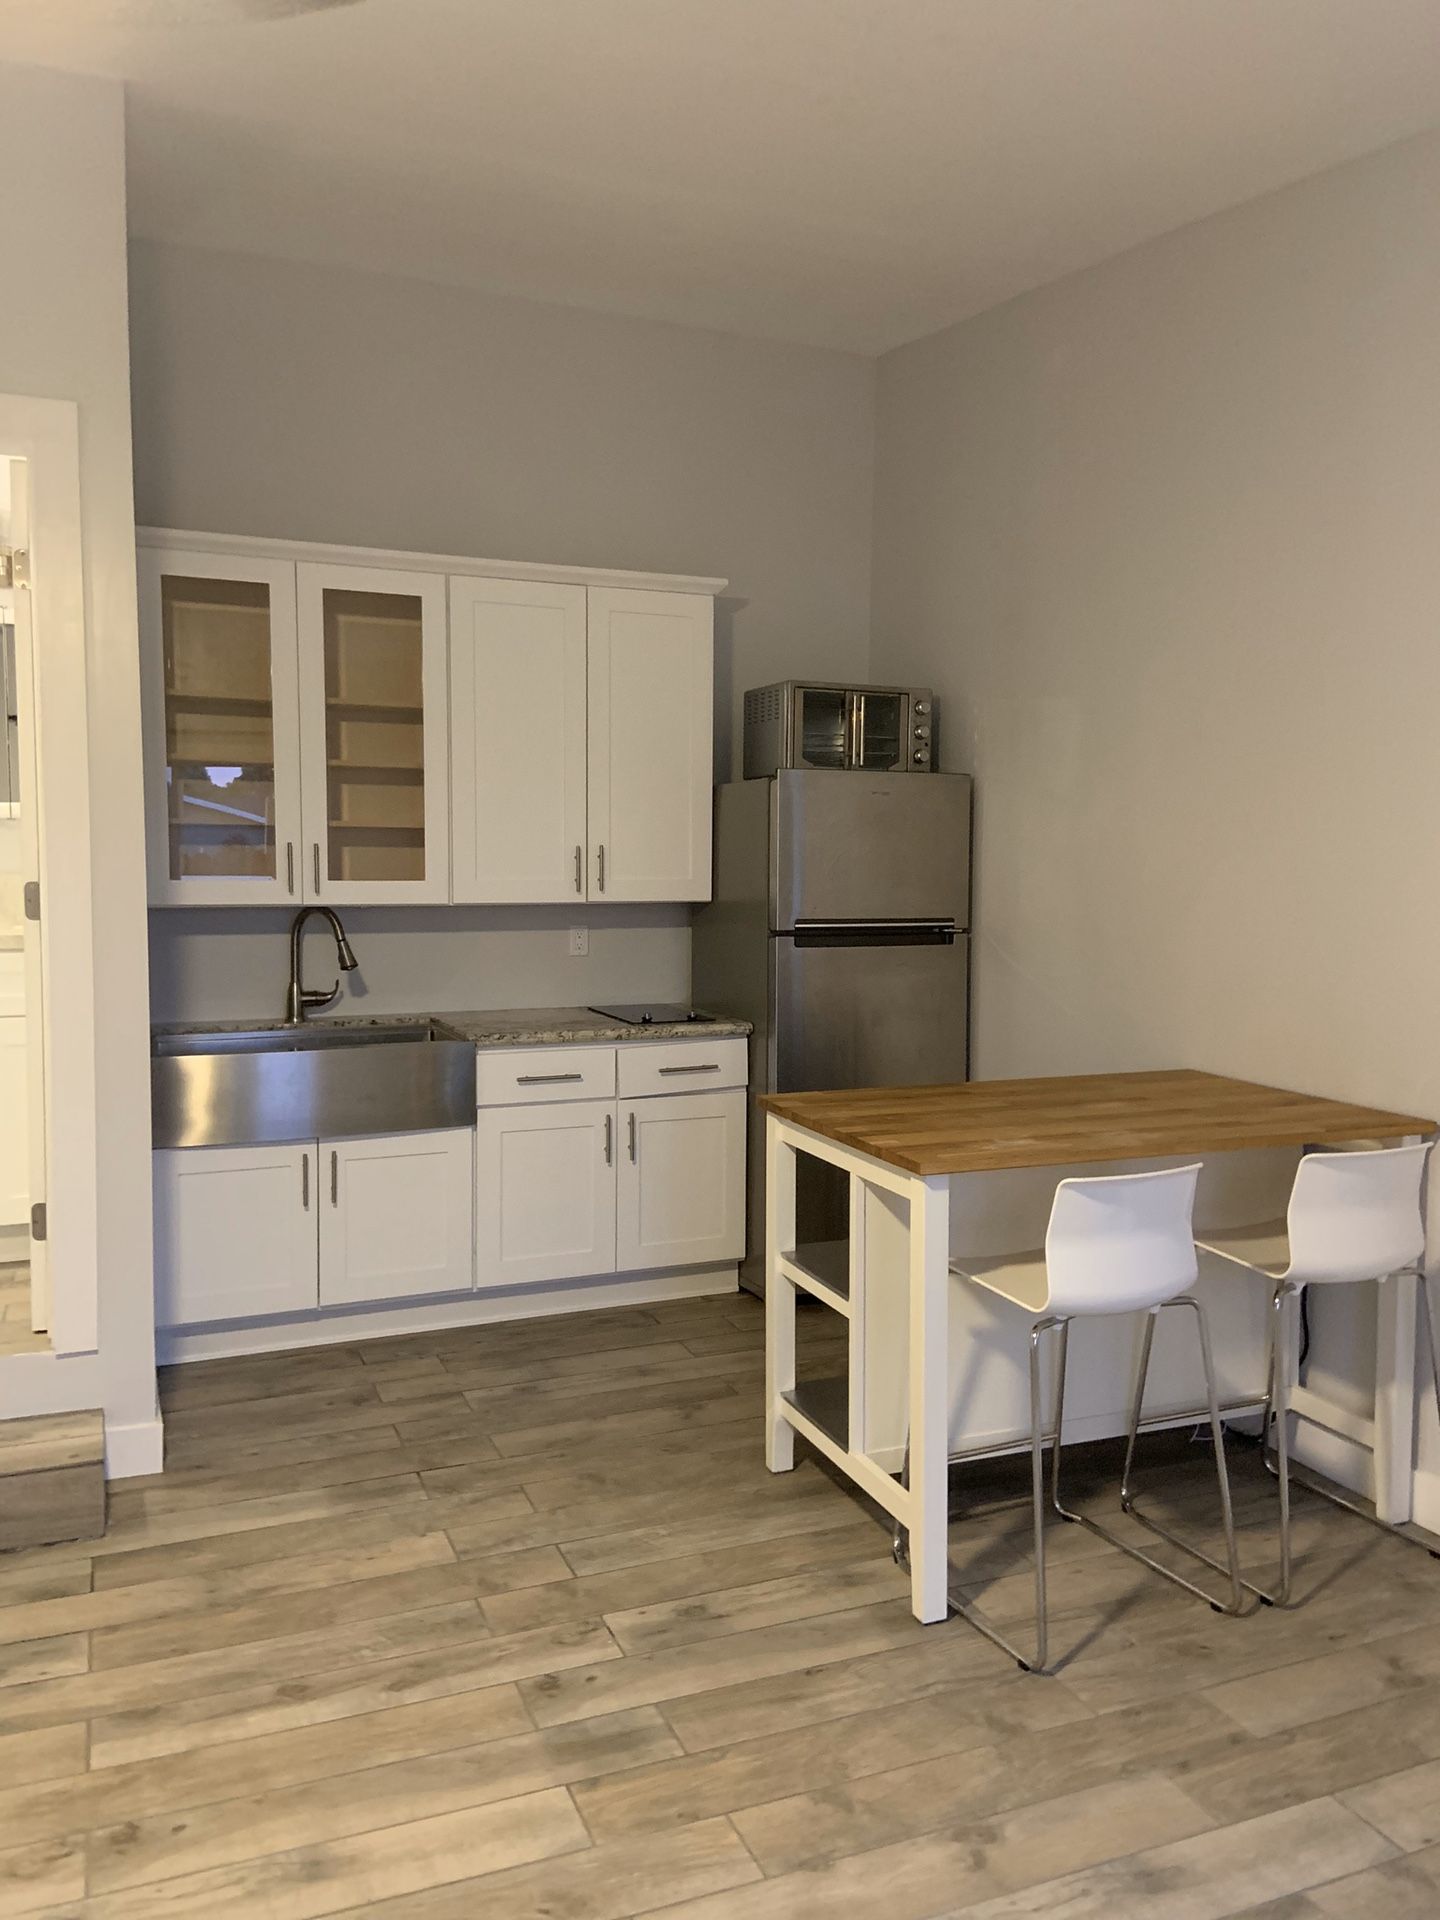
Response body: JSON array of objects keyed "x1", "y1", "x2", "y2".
[
  {"x1": 870, "y1": 126, "x2": 1440, "y2": 1504},
  {"x1": 130, "y1": 239, "x2": 874, "y2": 1020},
  {"x1": 872, "y1": 126, "x2": 1440, "y2": 1106}
]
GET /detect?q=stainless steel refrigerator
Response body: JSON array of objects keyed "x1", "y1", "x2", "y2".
[{"x1": 692, "y1": 769, "x2": 972, "y2": 1293}]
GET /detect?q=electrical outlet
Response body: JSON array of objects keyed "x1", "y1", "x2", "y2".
[{"x1": 569, "y1": 926, "x2": 589, "y2": 956}]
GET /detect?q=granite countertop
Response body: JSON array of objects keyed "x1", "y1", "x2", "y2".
[{"x1": 153, "y1": 1005, "x2": 751, "y2": 1049}]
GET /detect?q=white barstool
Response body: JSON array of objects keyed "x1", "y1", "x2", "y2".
[
  {"x1": 897, "y1": 1163, "x2": 1245, "y2": 1675},
  {"x1": 1198, "y1": 1141, "x2": 1437, "y2": 1606}
]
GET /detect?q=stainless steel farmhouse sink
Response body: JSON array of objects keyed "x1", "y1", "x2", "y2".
[{"x1": 151, "y1": 1021, "x2": 476, "y2": 1149}]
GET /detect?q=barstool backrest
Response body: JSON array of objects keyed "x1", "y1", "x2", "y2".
[
  {"x1": 1284, "y1": 1143, "x2": 1430, "y2": 1285},
  {"x1": 1043, "y1": 1163, "x2": 1202, "y2": 1317}
]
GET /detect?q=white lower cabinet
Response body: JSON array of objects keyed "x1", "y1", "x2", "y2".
[
  {"x1": 476, "y1": 1078, "x2": 746, "y2": 1289},
  {"x1": 155, "y1": 1127, "x2": 474, "y2": 1325},
  {"x1": 320, "y1": 1129, "x2": 475, "y2": 1306},
  {"x1": 475, "y1": 1099, "x2": 617, "y2": 1290},
  {"x1": 154, "y1": 1143, "x2": 319, "y2": 1326},
  {"x1": 617, "y1": 1090, "x2": 746, "y2": 1272}
]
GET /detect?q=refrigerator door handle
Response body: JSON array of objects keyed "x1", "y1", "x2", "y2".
[
  {"x1": 794, "y1": 918, "x2": 956, "y2": 932},
  {"x1": 791, "y1": 921, "x2": 956, "y2": 949}
]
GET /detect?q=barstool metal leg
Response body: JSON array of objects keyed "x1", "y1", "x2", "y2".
[
  {"x1": 1116, "y1": 1298, "x2": 1247, "y2": 1613},
  {"x1": 1050, "y1": 1295, "x2": 1248, "y2": 1616},
  {"x1": 1027, "y1": 1318, "x2": 1051, "y2": 1675},
  {"x1": 940, "y1": 1314, "x2": 1061, "y2": 1673},
  {"x1": 1257, "y1": 1271, "x2": 1440, "y2": 1599}
]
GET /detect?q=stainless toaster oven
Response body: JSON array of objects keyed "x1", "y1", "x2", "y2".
[{"x1": 742, "y1": 681, "x2": 933, "y2": 778}]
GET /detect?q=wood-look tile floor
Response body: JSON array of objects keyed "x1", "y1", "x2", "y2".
[
  {"x1": 0, "y1": 1264, "x2": 46, "y2": 1357},
  {"x1": 2, "y1": 1292, "x2": 1440, "y2": 1916}
]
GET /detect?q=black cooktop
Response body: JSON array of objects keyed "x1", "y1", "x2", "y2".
[{"x1": 588, "y1": 1003, "x2": 719, "y2": 1026}]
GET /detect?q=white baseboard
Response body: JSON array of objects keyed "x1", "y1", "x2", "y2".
[
  {"x1": 104, "y1": 1414, "x2": 165, "y2": 1480},
  {"x1": 158, "y1": 1266, "x2": 740, "y2": 1365}
]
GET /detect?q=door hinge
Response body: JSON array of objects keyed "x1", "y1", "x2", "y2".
[
  {"x1": 23, "y1": 881, "x2": 39, "y2": 922},
  {"x1": 10, "y1": 549, "x2": 30, "y2": 589},
  {"x1": 30, "y1": 1201, "x2": 47, "y2": 1243}
]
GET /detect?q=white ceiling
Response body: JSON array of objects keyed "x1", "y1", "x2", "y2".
[{"x1": 9, "y1": 0, "x2": 1440, "y2": 352}]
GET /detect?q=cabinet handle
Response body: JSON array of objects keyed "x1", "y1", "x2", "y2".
[
  {"x1": 330, "y1": 1149, "x2": 338, "y2": 1206},
  {"x1": 603, "y1": 1113, "x2": 613, "y2": 1165},
  {"x1": 517, "y1": 1071, "x2": 584, "y2": 1085},
  {"x1": 596, "y1": 844, "x2": 606, "y2": 893},
  {"x1": 313, "y1": 843, "x2": 322, "y2": 894},
  {"x1": 627, "y1": 1110, "x2": 637, "y2": 1162},
  {"x1": 658, "y1": 1063, "x2": 721, "y2": 1075},
  {"x1": 574, "y1": 845, "x2": 583, "y2": 895},
  {"x1": 286, "y1": 843, "x2": 296, "y2": 896},
  {"x1": 301, "y1": 1152, "x2": 309, "y2": 1210}
]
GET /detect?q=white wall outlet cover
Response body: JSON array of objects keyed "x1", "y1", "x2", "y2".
[{"x1": 569, "y1": 926, "x2": 589, "y2": 956}]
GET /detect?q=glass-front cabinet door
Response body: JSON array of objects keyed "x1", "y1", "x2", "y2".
[
  {"x1": 139, "y1": 548, "x2": 304, "y2": 907},
  {"x1": 296, "y1": 564, "x2": 449, "y2": 904}
]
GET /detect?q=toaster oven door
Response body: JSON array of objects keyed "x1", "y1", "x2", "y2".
[
  {"x1": 789, "y1": 685, "x2": 850, "y2": 769},
  {"x1": 850, "y1": 689, "x2": 908, "y2": 770}
]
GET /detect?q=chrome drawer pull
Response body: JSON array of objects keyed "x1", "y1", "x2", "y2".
[
  {"x1": 658, "y1": 1063, "x2": 721, "y2": 1075},
  {"x1": 516, "y1": 1071, "x2": 584, "y2": 1084}
]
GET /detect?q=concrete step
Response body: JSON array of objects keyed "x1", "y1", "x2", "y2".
[{"x1": 0, "y1": 1410, "x2": 106, "y2": 1551}]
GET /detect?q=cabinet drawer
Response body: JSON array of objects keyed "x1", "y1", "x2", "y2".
[
  {"x1": 475, "y1": 1045, "x2": 616, "y2": 1108},
  {"x1": 618, "y1": 1036, "x2": 747, "y2": 1098}
]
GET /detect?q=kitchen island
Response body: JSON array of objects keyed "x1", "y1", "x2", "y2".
[{"x1": 761, "y1": 1069, "x2": 1435, "y2": 1622}]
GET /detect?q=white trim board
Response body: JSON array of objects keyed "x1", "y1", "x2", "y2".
[
  {"x1": 158, "y1": 1265, "x2": 740, "y2": 1363},
  {"x1": 137, "y1": 527, "x2": 727, "y2": 597},
  {"x1": 103, "y1": 1415, "x2": 164, "y2": 1480}
]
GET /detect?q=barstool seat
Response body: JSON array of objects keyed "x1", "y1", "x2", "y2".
[{"x1": 896, "y1": 1162, "x2": 1247, "y2": 1675}]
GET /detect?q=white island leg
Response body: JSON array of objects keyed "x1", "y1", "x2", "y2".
[
  {"x1": 907, "y1": 1173, "x2": 952, "y2": 1622},
  {"x1": 765, "y1": 1117, "x2": 797, "y2": 1474}
]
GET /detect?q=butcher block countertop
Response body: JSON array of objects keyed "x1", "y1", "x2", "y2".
[{"x1": 760, "y1": 1069, "x2": 1436, "y2": 1176}]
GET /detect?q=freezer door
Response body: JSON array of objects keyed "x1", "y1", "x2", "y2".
[
  {"x1": 772, "y1": 929, "x2": 970, "y2": 1093},
  {"x1": 773, "y1": 769, "x2": 972, "y2": 929}
]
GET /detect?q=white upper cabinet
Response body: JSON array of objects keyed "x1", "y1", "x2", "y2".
[
  {"x1": 140, "y1": 535, "x2": 720, "y2": 908},
  {"x1": 139, "y1": 548, "x2": 305, "y2": 908},
  {"x1": 450, "y1": 577, "x2": 588, "y2": 904},
  {"x1": 297, "y1": 564, "x2": 450, "y2": 905},
  {"x1": 587, "y1": 587, "x2": 713, "y2": 903}
]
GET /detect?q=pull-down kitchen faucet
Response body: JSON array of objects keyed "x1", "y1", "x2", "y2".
[{"x1": 285, "y1": 905, "x2": 359, "y2": 1024}]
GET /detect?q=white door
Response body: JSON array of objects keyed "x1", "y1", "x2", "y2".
[
  {"x1": 450, "y1": 576, "x2": 588, "y2": 904},
  {"x1": 616, "y1": 1089, "x2": 746, "y2": 1273},
  {"x1": 475, "y1": 1099, "x2": 617, "y2": 1290},
  {"x1": 297, "y1": 564, "x2": 450, "y2": 905},
  {"x1": 320, "y1": 1128, "x2": 474, "y2": 1305},
  {"x1": 586, "y1": 587, "x2": 713, "y2": 902},
  {"x1": 153, "y1": 1144, "x2": 319, "y2": 1326},
  {"x1": 138, "y1": 548, "x2": 304, "y2": 908}
]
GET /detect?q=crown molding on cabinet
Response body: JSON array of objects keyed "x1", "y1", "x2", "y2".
[{"x1": 136, "y1": 527, "x2": 728, "y2": 597}]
